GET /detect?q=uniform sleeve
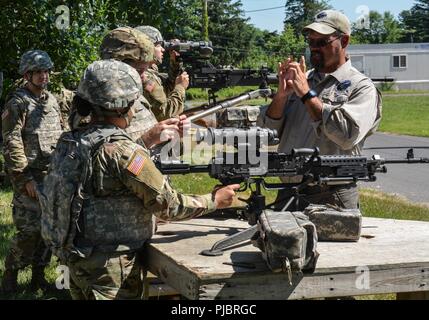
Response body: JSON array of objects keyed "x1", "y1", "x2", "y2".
[
  {"x1": 53, "y1": 88, "x2": 74, "y2": 131},
  {"x1": 315, "y1": 79, "x2": 381, "y2": 151},
  {"x1": 1, "y1": 98, "x2": 33, "y2": 190},
  {"x1": 144, "y1": 73, "x2": 185, "y2": 121},
  {"x1": 103, "y1": 140, "x2": 216, "y2": 221},
  {"x1": 166, "y1": 59, "x2": 183, "y2": 91}
]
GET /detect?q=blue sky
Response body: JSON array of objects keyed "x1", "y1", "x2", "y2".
[{"x1": 240, "y1": 0, "x2": 416, "y2": 33}]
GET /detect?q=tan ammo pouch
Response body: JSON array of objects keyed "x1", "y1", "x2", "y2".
[
  {"x1": 217, "y1": 105, "x2": 260, "y2": 128},
  {"x1": 252, "y1": 210, "x2": 319, "y2": 276},
  {"x1": 302, "y1": 204, "x2": 362, "y2": 242}
]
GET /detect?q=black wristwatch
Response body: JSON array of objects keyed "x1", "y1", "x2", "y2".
[{"x1": 301, "y1": 89, "x2": 318, "y2": 104}]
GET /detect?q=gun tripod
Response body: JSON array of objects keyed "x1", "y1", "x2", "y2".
[{"x1": 201, "y1": 176, "x2": 314, "y2": 256}]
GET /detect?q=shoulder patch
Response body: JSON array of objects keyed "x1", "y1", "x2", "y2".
[
  {"x1": 337, "y1": 80, "x2": 352, "y2": 91},
  {"x1": 126, "y1": 150, "x2": 147, "y2": 176}
]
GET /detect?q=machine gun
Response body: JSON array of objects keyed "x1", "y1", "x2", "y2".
[
  {"x1": 156, "y1": 128, "x2": 429, "y2": 256},
  {"x1": 161, "y1": 39, "x2": 277, "y2": 107}
]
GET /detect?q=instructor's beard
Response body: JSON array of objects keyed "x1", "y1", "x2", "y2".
[{"x1": 310, "y1": 51, "x2": 325, "y2": 71}]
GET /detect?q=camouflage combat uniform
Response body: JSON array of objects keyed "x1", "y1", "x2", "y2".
[
  {"x1": 2, "y1": 87, "x2": 63, "y2": 272},
  {"x1": 52, "y1": 87, "x2": 74, "y2": 131},
  {"x1": 70, "y1": 27, "x2": 159, "y2": 143},
  {"x1": 143, "y1": 62, "x2": 186, "y2": 121},
  {"x1": 135, "y1": 25, "x2": 186, "y2": 121},
  {"x1": 42, "y1": 60, "x2": 215, "y2": 300},
  {"x1": 67, "y1": 125, "x2": 215, "y2": 300}
]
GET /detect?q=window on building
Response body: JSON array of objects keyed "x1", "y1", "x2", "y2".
[{"x1": 393, "y1": 55, "x2": 407, "y2": 68}]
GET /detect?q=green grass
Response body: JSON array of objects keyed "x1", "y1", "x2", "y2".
[
  {"x1": 378, "y1": 96, "x2": 429, "y2": 137},
  {"x1": 360, "y1": 188, "x2": 429, "y2": 221},
  {"x1": 0, "y1": 188, "x2": 70, "y2": 300},
  {"x1": 187, "y1": 86, "x2": 261, "y2": 101}
]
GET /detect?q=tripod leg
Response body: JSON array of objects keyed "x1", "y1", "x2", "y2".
[
  {"x1": 281, "y1": 196, "x2": 296, "y2": 212},
  {"x1": 201, "y1": 225, "x2": 258, "y2": 256}
]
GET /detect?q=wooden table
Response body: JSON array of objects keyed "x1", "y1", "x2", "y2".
[{"x1": 146, "y1": 217, "x2": 429, "y2": 300}]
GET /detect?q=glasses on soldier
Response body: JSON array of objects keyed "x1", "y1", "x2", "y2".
[{"x1": 306, "y1": 35, "x2": 342, "y2": 48}]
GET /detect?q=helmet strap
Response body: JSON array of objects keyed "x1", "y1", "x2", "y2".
[{"x1": 26, "y1": 71, "x2": 49, "y2": 90}]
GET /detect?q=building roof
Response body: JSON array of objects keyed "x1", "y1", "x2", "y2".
[{"x1": 348, "y1": 43, "x2": 429, "y2": 54}]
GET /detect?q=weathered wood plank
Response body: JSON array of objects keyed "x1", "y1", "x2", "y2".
[
  {"x1": 146, "y1": 217, "x2": 429, "y2": 299},
  {"x1": 198, "y1": 266, "x2": 429, "y2": 300}
]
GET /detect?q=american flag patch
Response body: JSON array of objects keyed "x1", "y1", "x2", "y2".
[{"x1": 127, "y1": 151, "x2": 147, "y2": 176}]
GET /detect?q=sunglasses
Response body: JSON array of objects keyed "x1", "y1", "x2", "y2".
[{"x1": 306, "y1": 35, "x2": 342, "y2": 48}]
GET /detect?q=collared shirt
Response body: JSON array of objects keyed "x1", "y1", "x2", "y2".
[{"x1": 258, "y1": 59, "x2": 382, "y2": 156}]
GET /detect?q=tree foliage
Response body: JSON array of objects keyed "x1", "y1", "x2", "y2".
[
  {"x1": 352, "y1": 11, "x2": 404, "y2": 44},
  {"x1": 284, "y1": 0, "x2": 331, "y2": 35},
  {"x1": 399, "y1": 0, "x2": 429, "y2": 42},
  {"x1": 0, "y1": 0, "x2": 123, "y2": 96},
  {"x1": 0, "y1": 0, "x2": 420, "y2": 102}
]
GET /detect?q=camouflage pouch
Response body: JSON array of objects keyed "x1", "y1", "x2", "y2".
[
  {"x1": 216, "y1": 105, "x2": 260, "y2": 128},
  {"x1": 252, "y1": 210, "x2": 319, "y2": 276},
  {"x1": 302, "y1": 204, "x2": 362, "y2": 242}
]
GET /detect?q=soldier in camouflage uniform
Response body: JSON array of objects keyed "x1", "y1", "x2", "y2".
[
  {"x1": 52, "y1": 60, "x2": 238, "y2": 300},
  {"x1": 97, "y1": 27, "x2": 186, "y2": 149},
  {"x1": 52, "y1": 87, "x2": 74, "y2": 131},
  {"x1": 1, "y1": 50, "x2": 63, "y2": 293},
  {"x1": 135, "y1": 26, "x2": 189, "y2": 121}
]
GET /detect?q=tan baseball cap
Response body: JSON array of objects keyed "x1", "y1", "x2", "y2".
[{"x1": 303, "y1": 10, "x2": 351, "y2": 35}]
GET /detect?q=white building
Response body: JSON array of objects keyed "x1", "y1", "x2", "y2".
[{"x1": 348, "y1": 43, "x2": 429, "y2": 91}]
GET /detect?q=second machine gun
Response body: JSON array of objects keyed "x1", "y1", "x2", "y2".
[
  {"x1": 161, "y1": 39, "x2": 278, "y2": 108},
  {"x1": 156, "y1": 128, "x2": 429, "y2": 256}
]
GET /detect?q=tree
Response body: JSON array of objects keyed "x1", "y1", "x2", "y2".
[
  {"x1": 206, "y1": 0, "x2": 253, "y2": 66},
  {"x1": 0, "y1": 0, "x2": 124, "y2": 97},
  {"x1": 400, "y1": 0, "x2": 429, "y2": 42},
  {"x1": 284, "y1": 0, "x2": 331, "y2": 36},
  {"x1": 352, "y1": 11, "x2": 403, "y2": 44}
]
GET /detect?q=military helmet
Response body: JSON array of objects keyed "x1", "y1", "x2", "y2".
[
  {"x1": 99, "y1": 27, "x2": 154, "y2": 63},
  {"x1": 77, "y1": 59, "x2": 142, "y2": 110},
  {"x1": 18, "y1": 50, "x2": 54, "y2": 75},
  {"x1": 135, "y1": 25, "x2": 163, "y2": 44}
]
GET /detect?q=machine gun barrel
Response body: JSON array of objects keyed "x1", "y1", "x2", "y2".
[
  {"x1": 382, "y1": 158, "x2": 429, "y2": 164},
  {"x1": 187, "y1": 88, "x2": 271, "y2": 122}
]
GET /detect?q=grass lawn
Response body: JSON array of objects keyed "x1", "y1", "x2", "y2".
[{"x1": 379, "y1": 96, "x2": 429, "y2": 137}]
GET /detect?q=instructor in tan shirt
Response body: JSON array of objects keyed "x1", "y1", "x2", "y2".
[{"x1": 259, "y1": 10, "x2": 382, "y2": 210}]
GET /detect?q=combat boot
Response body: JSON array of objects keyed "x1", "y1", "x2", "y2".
[
  {"x1": 1, "y1": 269, "x2": 18, "y2": 294},
  {"x1": 30, "y1": 266, "x2": 54, "y2": 292}
]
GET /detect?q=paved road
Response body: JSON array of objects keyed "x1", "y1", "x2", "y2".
[{"x1": 361, "y1": 132, "x2": 429, "y2": 205}]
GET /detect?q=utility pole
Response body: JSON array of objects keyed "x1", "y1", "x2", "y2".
[{"x1": 203, "y1": 0, "x2": 209, "y2": 41}]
